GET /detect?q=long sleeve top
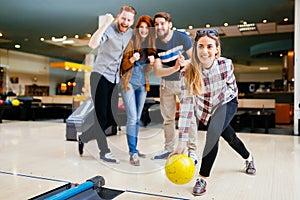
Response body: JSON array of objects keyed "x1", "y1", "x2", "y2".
[
  {"x1": 120, "y1": 39, "x2": 152, "y2": 92},
  {"x1": 178, "y1": 57, "x2": 238, "y2": 141}
]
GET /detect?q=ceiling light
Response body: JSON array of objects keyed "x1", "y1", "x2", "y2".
[
  {"x1": 51, "y1": 36, "x2": 67, "y2": 42},
  {"x1": 284, "y1": 18, "x2": 288, "y2": 22},
  {"x1": 237, "y1": 23, "x2": 257, "y2": 32},
  {"x1": 205, "y1": 24, "x2": 210, "y2": 28},
  {"x1": 188, "y1": 25, "x2": 193, "y2": 29},
  {"x1": 86, "y1": 33, "x2": 91, "y2": 38},
  {"x1": 40, "y1": 37, "x2": 45, "y2": 41},
  {"x1": 288, "y1": 51, "x2": 294, "y2": 57},
  {"x1": 259, "y1": 67, "x2": 269, "y2": 70},
  {"x1": 74, "y1": 35, "x2": 79, "y2": 39},
  {"x1": 262, "y1": 19, "x2": 267, "y2": 23},
  {"x1": 62, "y1": 40, "x2": 75, "y2": 44},
  {"x1": 224, "y1": 22, "x2": 229, "y2": 27},
  {"x1": 14, "y1": 44, "x2": 21, "y2": 49},
  {"x1": 0, "y1": 32, "x2": 2, "y2": 37}
]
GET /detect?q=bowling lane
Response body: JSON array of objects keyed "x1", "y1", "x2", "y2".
[
  {"x1": 0, "y1": 172, "x2": 67, "y2": 199},
  {"x1": 1, "y1": 120, "x2": 300, "y2": 200}
]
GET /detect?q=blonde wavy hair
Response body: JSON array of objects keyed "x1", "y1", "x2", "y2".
[{"x1": 185, "y1": 30, "x2": 221, "y2": 96}]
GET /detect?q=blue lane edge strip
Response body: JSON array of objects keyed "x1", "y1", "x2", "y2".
[
  {"x1": 0, "y1": 171, "x2": 190, "y2": 199},
  {"x1": 45, "y1": 181, "x2": 94, "y2": 200}
]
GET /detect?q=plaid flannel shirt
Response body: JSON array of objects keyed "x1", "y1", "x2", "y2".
[{"x1": 178, "y1": 57, "x2": 238, "y2": 141}]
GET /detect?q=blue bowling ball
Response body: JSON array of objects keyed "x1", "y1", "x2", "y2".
[{"x1": 5, "y1": 99, "x2": 11, "y2": 105}]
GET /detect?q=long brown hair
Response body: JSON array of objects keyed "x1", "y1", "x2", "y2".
[
  {"x1": 133, "y1": 15, "x2": 156, "y2": 58},
  {"x1": 185, "y1": 30, "x2": 221, "y2": 95}
]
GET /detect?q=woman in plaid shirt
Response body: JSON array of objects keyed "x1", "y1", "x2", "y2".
[{"x1": 170, "y1": 30, "x2": 256, "y2": 196}]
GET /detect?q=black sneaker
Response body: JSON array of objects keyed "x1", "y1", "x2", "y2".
[
  {"x1": 245, "y1": 156, "x2": 256, "y2": 175},
  {"x1": 100, "y1": 152, "x2": 120, "y2": 164},
  {"x1": 151, "y1": 150, "x2": 171, "y2": 160},
  {"x1": 78, "y1": 137, "x2": 84, "y2": 156},
  {"x1": 192, "y1": 178, "x2": 207, "y2": 196}
]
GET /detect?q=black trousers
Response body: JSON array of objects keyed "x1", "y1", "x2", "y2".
[
  {"x1": 80, "y1": 72, "x2": 118, "y2": 156},
  {"x1": 199, "y1": 98, "x2": 250, "y2": 177}
]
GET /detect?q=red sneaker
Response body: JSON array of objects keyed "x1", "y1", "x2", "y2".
[{"x1": 192, "y1": 178, "x2": 207, "y2": 196}]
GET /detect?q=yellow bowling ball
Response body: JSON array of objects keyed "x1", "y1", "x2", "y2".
[
  {"x1": 11, "y1": 99, "x2": 20, "y2": 106},
  {"x1": 165, "y1": 154, "x2": 195, "y2": 185}
]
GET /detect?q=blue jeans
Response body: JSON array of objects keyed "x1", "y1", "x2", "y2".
[{"x1": 121, "y1": 83, "x2": 147, "y2": 154}]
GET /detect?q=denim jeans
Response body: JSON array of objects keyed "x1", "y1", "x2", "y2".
[{"x1": 121, "y1": 83, "x2": 147, "y2": 154}]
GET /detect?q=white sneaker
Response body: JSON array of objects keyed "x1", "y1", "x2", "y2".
[
  {"x1": 130, "y1": 153, "x2": 140, "y2": 166},
  {"x1": 100, "y1": 152, "x2": 120, "y2": 164},
  {"x1": 188, "y1": 151, "x2": 198, "y2": 165},
  {"x1": 151, "y1": 150, "x2": 171, "y2": 160}
]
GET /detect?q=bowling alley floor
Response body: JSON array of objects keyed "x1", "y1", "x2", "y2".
[{"x1": 0, "y1": 120, "x2": 300, "y2": 200}]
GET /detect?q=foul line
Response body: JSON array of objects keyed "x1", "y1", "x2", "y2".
[
  {"x1": 0, "y1": 170, "x2": 69, "y2": 183},
  {"x1": 0, "y1": 171, "x2": 190, "y2": 199},
  {"x1": 126, "y1": 189, "x2": 189, "y2": 200}
]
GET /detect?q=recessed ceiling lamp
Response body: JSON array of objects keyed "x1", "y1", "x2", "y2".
[
  {"x1": 262, "y1": 19, "x2": 267, "y2": 23},
  {"x1": 283, "y1": 17, "x2": 288, "y2": 22},
  {"x1": 40, "y1": 37, "x2": 45, "y2": 41},
  {"x1": 188, "y1": 25, "x2": 193, "y2": 29},
  {"x1": 205, "y1": 24, "x2": 210, "y2": 28},
  {"x1": 14, "y1": 44, "x2": 21, "y2": 49},
  {"x1": 224, "y1": 22, "x2": 229, "y2": 27}
]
